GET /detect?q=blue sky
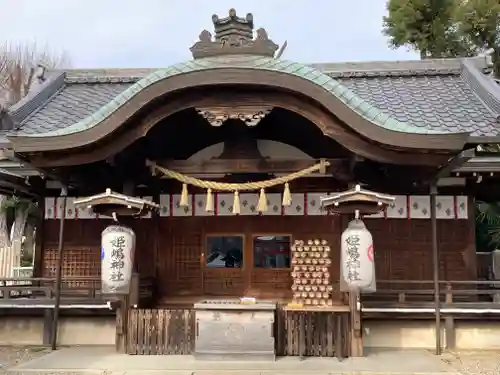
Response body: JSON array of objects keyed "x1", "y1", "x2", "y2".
[{"x1": 0, "y1": 0, "x2": 419, "y2": 68}]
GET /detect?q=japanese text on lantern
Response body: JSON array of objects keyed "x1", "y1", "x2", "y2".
[
  {"x1": 109, "y1": 235, "x2": 125, "y2": 282},
  {"x1": 345, "y1": 234, "x2": 361, "y2": 281}
]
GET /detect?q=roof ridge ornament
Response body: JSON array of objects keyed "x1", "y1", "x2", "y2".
[{"x1": 190, "y1": 8, "x2": 279, "y2": 59}]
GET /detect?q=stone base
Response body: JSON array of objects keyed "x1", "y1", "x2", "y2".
[{"x1": 194, "y1": 302, "x2": 277, "y2": 362}]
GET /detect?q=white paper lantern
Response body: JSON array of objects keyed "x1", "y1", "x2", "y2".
[
  {"x1": 341, "y1": 219, "x2": 376, "y2": 291},
  {"x1": 101, "y1": 225, "x2": 136, "y2": 295}
]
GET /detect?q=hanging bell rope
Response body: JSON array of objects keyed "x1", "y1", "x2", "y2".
[{"x1": 146, "y1": 159, "x2": 330, "y2": 212}]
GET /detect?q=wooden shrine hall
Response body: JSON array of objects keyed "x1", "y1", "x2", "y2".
[{"x1": 1, "y1": 8, "x2": 500, "y2": 358}]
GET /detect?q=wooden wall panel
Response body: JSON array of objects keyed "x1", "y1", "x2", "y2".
[
  {"x1": 42, "y1": 220, "x2": 104, "y2": 279},
  {"x1": 157, "y1": 218, "x2": 204, "y2": 297},
  {"x1": 366, "y1": 219, "x2": 473, "y2": 282},
  {"x1": 41, "y1": 213, "x2": 476, "y2": 299},
  {"x1": 155, "y1": 215, "x2": 342, "y2": 299},
  {"x1": 42, "y1": 218, "x2": 156, "y2": 280}
]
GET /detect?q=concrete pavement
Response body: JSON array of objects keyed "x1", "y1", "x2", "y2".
[{"x1": 8, "y1": 346, "x2": 459, "y2": 375}]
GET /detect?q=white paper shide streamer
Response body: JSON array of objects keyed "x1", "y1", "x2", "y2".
[
  {"x1": 101, "y1": 225, "x2": 136, "y2": 295},
  {"x1": 340, "y1": 219, "x2": 376, "y2": 292}
]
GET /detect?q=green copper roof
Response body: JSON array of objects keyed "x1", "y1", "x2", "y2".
[{"x1": 21, "y1": 56, "x2": 447, "y2": 137}]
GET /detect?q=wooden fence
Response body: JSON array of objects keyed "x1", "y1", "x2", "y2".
[
  {"x1": 126, "y1": 307, "x2": 350, "y2": 357},
  {"x1": 276, "y1": 308, "x2": 350, "y2": 357},
  {"x1": 126, "y1": 309, "x2": 195, "y2": 355}
]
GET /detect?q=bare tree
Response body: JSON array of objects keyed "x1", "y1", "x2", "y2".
[
  {"x1": 0, "y1": 41, "x2": 71, "y2": 277},
  {"x1": 0, "y1": 41, "x2": 71, "y2": 105}
]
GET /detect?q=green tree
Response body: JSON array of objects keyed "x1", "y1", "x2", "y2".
[
  {"x1": 476, "y1": 201, "x2": 500, "y2": 250},
  {"x1": 384, "y1": 0, "x2": 500, "y2": 251},
  {"x1": 383, "y1": 0, "x2": 473, "y2": 58},
  {"x1": 476, "y1": 143, "x2": 500, "y2": 251},
  {"x1": 455, "y1": 0, "x2": 500, "y2": 76},
  {"x1": 383, "y1": 0, "x2": 499, "y2": 76}
]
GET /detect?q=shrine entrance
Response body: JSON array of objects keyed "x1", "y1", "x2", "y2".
[
  {"x1": 154, "y1": 213, "x2": 343, "y2": 303},
  {"x1": 202, "y1": 231, "x2": 295, "y2": 298}
]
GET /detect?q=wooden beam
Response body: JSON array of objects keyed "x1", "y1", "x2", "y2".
[
  {"x1": 157, "y1": 158, "x2": 347, "y2": 175},
  {"x1": 431, "y1": 148, "x2": 475, "y2": 183}
]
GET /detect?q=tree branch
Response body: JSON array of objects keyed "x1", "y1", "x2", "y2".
[{"x1": 0, "y1": 41, "x2": 72, "y2": 107}]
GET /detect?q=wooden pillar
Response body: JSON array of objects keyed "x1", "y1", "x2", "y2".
[
  {"x1": 115, "y1": 296, "x2": 129, "y2": 353},
  {"x1": 444, "y1": 316, "x2": 456, "y2": 349},
  {"x1": 32, "y1": 194, "x2": 45, "y2": 301},
  {"x1": 465, "y1": 196, "x2": 477, "y2": 280},
  {"x1": 130, "y1": 273, "x2": 140, "y2": 307},
  {"x1": 42, "y1": 309, "x2": 54, "y2": 345},
  {"x1": 348, "y1": 290, "x2": 363, "y2": 356},
  {"x1": 444, "y1": 285, "x2": 456, "y2": 349},
  {"x1": 51, "y1": 187, "x2": 68, "y2": 350},
  {"x1": 430, "y1": 185, "x2": 442, "y2": 355}
]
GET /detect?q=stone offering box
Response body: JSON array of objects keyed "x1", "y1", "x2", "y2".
[{"x1": 193, "y1": 299, "x2": 277, "y2": 361}]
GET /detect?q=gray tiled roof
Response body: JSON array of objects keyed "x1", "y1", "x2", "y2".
[
  {"x1": 16, "y1": 82, "x2": 134, "y2": 134},
  {"x1": 337, "y1": 74, "x2": 498, "y2": 135},
  {"x1": 10, "y1": 57, "x2": 500, "y2": 138}
]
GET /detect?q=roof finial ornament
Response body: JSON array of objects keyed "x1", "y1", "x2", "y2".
[
  {"x1": 190, "y1": 9, "x2": 279, "y2": 59},
  {"x1": 198, "y1": 30, "x2": 212, "y2": 43}
]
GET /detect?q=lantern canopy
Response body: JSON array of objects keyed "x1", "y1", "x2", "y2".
[
  {"x1": 320, "y1": 184, "x2": 395, "y2": 215},
  {"x1": 74, "y1": 188, "x2": 159, "y2": 218}
]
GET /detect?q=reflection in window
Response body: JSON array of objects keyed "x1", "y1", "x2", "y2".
[
  {"x1": 206, "y1": 236, "x2": 244, "y2": 268},
  {"x1": 253, "y1": 235, "x2": 291, "y2": 269}
]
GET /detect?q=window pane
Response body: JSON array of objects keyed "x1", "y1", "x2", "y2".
[
  {"x1": 253, "y1": 236, "x2": 291, "y2": 269},
  {"x1": 206, "y1": 236, "x2": 244, "y2": 268}
]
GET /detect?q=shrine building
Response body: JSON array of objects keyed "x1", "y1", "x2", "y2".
[{"x1": 1, "y1": 8, "x2": 500, "y2": 357}]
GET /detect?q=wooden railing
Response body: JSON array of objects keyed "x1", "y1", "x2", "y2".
[
  {"x1": 0, "y1": 276, "x2": 102, "y2": 300},
  {"x1": 3, "y1": 276, "x2": 499, "y2": 311},
  {"x1": 0, "y1": 275, "x2": 156, "y2": 308},
  {"x1": 364, "y1": 280, "x2": 500, "y2": 349},
  {"x1": 365, "y1": 279, "x2": 500, "y2": 304},
  {"x1": 11, "y1": 266, "x2": 34, "y2": 279}
]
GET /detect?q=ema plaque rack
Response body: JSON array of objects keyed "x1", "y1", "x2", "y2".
[{"x1": 290, "y1": 239, "x2": 334, "y2": 306}]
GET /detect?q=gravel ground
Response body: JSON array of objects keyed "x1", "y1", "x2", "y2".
[
  {"x1": 441, "y1": 351, "x2": 500, "y2": 375},
  {"x1": 0, "y1": 347, "x2": 87, "y2": 375},
  {"x1": 0, "y1": 346, "x2": 49, "y2": 374}
]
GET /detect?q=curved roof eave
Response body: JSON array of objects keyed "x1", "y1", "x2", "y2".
[{"x1": 8, "y1": 56, "x2": 469, "y2": 151}]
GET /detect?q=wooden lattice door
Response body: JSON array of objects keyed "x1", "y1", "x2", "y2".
[{"x1": 202, "y1": 234, "x2": 247, "y2": 296}]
